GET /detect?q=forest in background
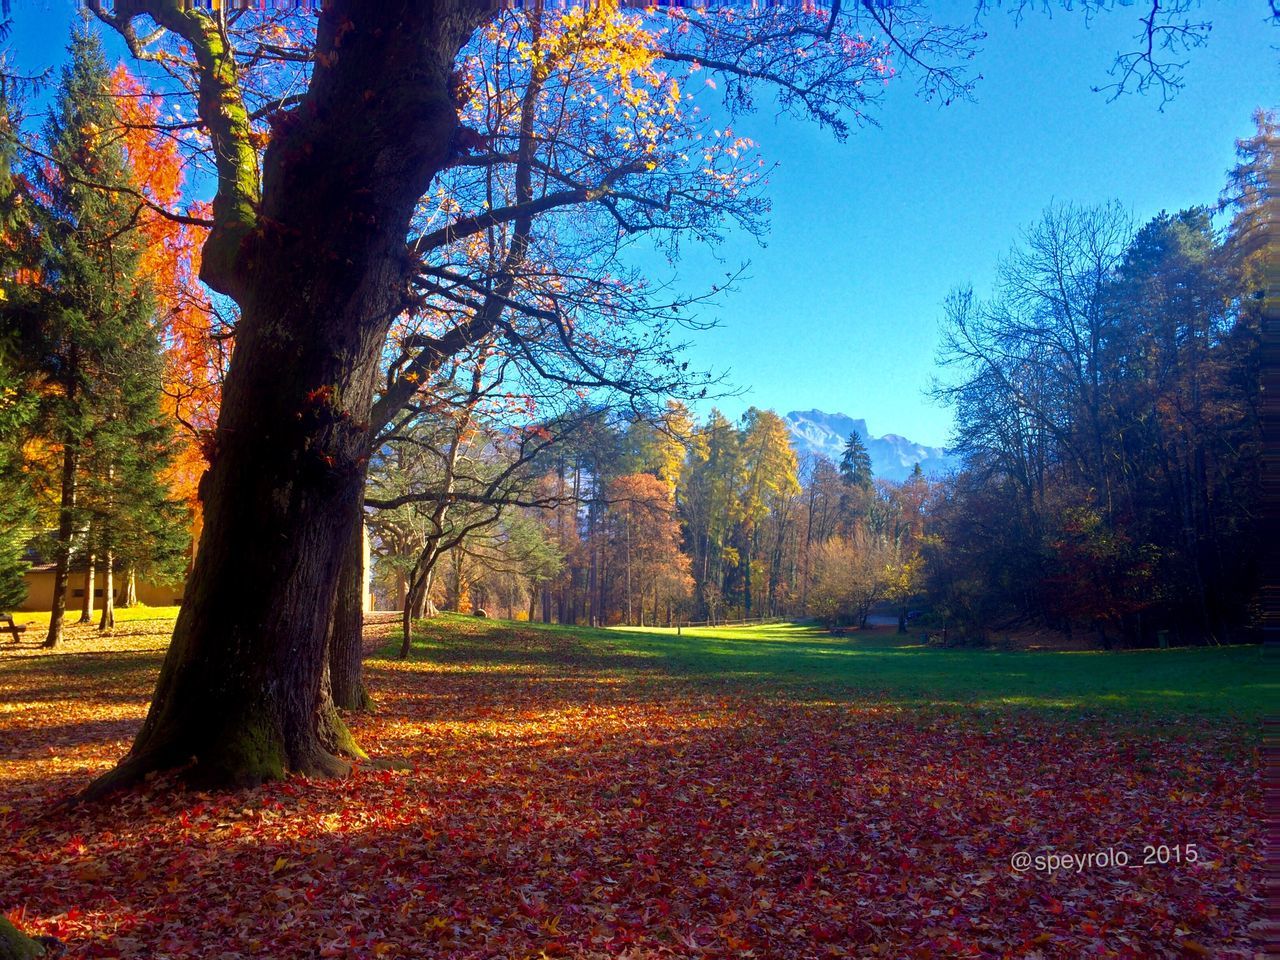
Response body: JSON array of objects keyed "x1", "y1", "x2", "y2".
[{"x1": 371, "y1": 113, "x2": 1268, "y2": 647}]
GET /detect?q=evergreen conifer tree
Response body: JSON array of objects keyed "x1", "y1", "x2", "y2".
[
  {"x1": 0, "y1": 80, "x2": 39, "y2": 614},
  {"x1": 839, "y1": 432, "x2": 873, "y2": 490},
  {"x1": 33, "y1": 27, "x2": 185, "y2": 642}
]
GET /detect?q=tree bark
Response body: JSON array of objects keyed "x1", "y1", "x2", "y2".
[
  {"x1": 99, "y1": 466, "x2": 116, "y2": 631},
  {"x1": 43, "y1": 439, "x2": 79, "y2": 649},
  {"x1": 123, "y1": 567, "x2": 137, "y2": 608},
  {"x1": 79, "y1": 552, "x2": 95, "y2": 623},
  {"x1": 84, "y1": 0, "x2": 487, "y2": 795},
  {"x1": 329, "y1": 504, "x2": 370, "y2": 711},
  {"x1": 98, "y1": 547, "x2": 115, "y2": 631}
]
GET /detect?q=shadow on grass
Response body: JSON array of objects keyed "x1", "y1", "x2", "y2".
[
  {"x1": 384, "y1": 615, "x2": 1274, "y2": 723},
  {"x1": 0, "y1": 717, "x2": 141, "y2": 759}
]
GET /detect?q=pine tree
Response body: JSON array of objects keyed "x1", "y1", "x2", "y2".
[
  {"x1": 33, "y1": 27, "x2": 185, "y2": 642},
  {"x1": 839, "y1": 432, "x2": 873, "y2": 490},
  {"x1": 0, "y1": 81, "x2": 39, "y2": 614},
  {"x1": 80, "y1": 317, "x2": 187, "y2": 629}
]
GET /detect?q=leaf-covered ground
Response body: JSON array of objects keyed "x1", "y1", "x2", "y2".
[{"x1": 0, "y1": 614, "x2": 1266, "y2": 958}]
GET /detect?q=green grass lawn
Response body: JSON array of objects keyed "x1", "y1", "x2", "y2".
[{"x1": 399, "y1": 614, "x2": 1275, "y2": 723}]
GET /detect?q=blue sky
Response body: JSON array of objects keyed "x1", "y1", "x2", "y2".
[
  {"x1": 660, "y1": 7, "x2": 1276, "y2": 444},
  {"x1": 7, "y1": 3, "x2": 1276, "y2": 446}
]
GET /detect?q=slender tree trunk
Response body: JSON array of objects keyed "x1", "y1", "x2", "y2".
[
  {"x1": 400, "y1": 561, "x2": 437, "y2": 659},
  {"x1": 84, "y1": 2, "x2": 482, "y2": 794},
  {"x1": 79, "y1": 552, "x2": 95, "y2": 623},
  {"x1": 588, "y1": 520, "x2": 599, "y2": 625},
  {"x1": 99, "y1": 547, "x2": 115, "y2": 631},
  {"x1": 399, "y1": 603, "x2": 414, "y2": 661},
  {"x1": 412, "y1": 575, "x2": 431, "y2": 618},
  {"x1": 624, "y1": 518, "x2": 633, "y2": 625},
  {"x1": 43, "y1": 440, "x2": 79, "y2": 649},
  {"x1": 330, "y1": 504, "x2": 370, "y2": 710},
  {"x1": 400, "y1": 570, "x2": 425, "y2": 660},
  {"x1": 99, "y1": 467, "x2": 116, "y2": 632},
  {"x1": 123, "y1": 567, "x2": 137, "y2": 608}
]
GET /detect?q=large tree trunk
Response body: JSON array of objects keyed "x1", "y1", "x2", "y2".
[
  {"x1": 329, "y1": 504, "x2": 371, "y2": 711},
  {"x1": 84, "y1": 1, "x2": 484, "y2": 794}
]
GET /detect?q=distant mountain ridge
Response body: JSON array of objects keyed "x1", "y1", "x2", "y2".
[{"x1": 783, "y1": 410, "x2": 958, "y2": 483}]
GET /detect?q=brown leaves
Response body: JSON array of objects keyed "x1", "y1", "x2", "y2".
[{"x1": 0, "y1": 622, "x2": 1263, "y2": 958}]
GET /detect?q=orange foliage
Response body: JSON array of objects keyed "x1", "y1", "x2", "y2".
[{"x1": 111, "y1": 67, "x2": 222, "y2": 508}]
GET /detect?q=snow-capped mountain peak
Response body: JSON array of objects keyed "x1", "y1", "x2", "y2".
[{"x1": 783, "y1": 410, "x2": 956, "y2": 483}]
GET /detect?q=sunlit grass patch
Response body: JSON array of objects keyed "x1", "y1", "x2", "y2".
[
  {"x1": 10, "y1": 605, "x2": 181, "y2": 627},
  {"x1": 403, "y1": 613, "x2": 1273, "y2": 723}
]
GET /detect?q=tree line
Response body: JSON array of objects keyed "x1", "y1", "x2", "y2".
[
  {"x1": 386, "y1": 114, "x2": 1269, "y2": 647},
  {"x1": 371, "y1": 398, "x2": 929, "y2": 638},
  {"x1": 928, "y1": 114, "x2": 1268, "y2": 645}
]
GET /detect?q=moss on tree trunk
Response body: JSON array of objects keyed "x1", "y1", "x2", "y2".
[{"x1": 0, "y1": 918, "x2": 48, "y2": 960}]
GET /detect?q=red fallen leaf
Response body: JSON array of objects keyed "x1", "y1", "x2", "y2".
[
  {"x1": 516, "y1": 896, "x2": 545, "y2": 919},
  {"x1": 807, "y1": 922, "x2": 838, "y2": 942}
]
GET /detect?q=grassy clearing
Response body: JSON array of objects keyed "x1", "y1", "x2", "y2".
[
  {"x1": 8, "y1": 608, "x2": 1267, "y2": 722},
  {"x1": 397, "y1": 614, "x2": 1274, "y2": 723}
]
